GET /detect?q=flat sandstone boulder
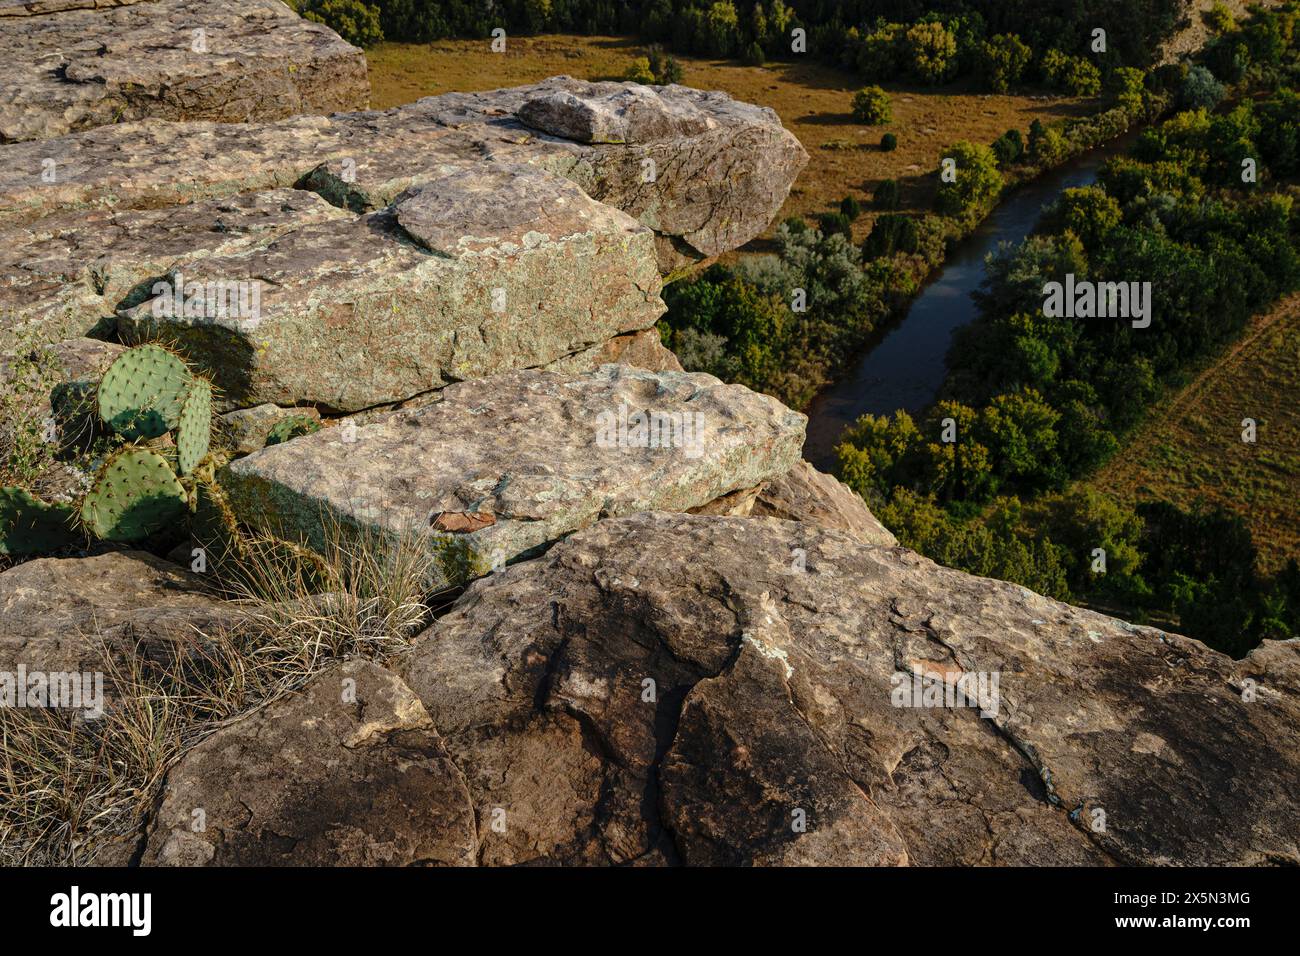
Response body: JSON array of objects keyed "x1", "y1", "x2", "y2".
[
  {"x1": 0, "y1": 550, "x2": 243, "y2": 683},
  {"x1": 1, "y1": 189, "x2": 351, "y2": 350},
  {"x1": 220, "y1": 366, "x2": 807, "y2": 588},
  {"x1": 0, "y1": 0, "x2": 368, "y2": 144},
  {"x1": 0, "y1": 78, "x2": 807, "y2": 274},
  {"x1": 115, "y1": 167, "x2": 663, "y2": 411}
]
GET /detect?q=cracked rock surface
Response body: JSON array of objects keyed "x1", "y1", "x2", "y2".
[
  {"x1": 145, "y1": 513, "x2": 1299, "y2": 865},
  {"x1": 0, "y1": 0, "x2": 368, "y2": 144},
  {"x1": 140, "y1": 659, "x2": 478, "y2": 866},
  {"x1": 0, "y1": 77, "x2": 807, "y2": 270},
  {"x1": 0, "y1": 550, "x2": 244, "y2": 680},
  {"x1": 220, "y1": 365, "x2": 807, "y2": 589}
]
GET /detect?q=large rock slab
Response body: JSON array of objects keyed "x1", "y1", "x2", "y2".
[
  {"x1": 220, "y1": 366, "x2": 807, "y2": 588},
  {"x1": 141, "y1": 659, "x2": 478, "y2": 866},
  {"x1": 0, "y1": 0, "x2": 368, "y2": 144},
  {"x1": 1, "y1": 189, "x2": 350, "y2": 350},
  {"x1": 115, "y1": 168, "x2": 663, "y2": 411},
  {"x1": 0, "y1": 550, "x2": 242, "y2": 684},
  {"x1": 0, "y1": 77, "x2": 807, "y2": 273},
  {"x1": 376, "y1": 513, "x2": 1297, "y2": 866}
]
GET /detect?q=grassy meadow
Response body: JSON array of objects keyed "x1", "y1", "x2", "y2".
[{"x1": 1086, "y1": 294, "x2": 1300, "y2": 574}]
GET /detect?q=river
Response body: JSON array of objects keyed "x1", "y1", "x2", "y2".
[{"x1": 801, "y1": 134, "x2": 1137, "y2": 471}]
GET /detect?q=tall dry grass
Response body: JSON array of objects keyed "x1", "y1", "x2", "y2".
[{"x1": 0, "y1": 516, "x2": 449, "y2": 865}]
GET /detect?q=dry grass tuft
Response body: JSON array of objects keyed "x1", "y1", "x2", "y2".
[{"x1": 0, "y1": 517, "x2": 445, "y2": 865}]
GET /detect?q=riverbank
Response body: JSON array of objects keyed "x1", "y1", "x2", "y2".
[{"x1": 802, "y1": 129, "x2": 1142, "y2": 468}]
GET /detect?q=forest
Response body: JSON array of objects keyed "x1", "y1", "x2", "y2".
[{"x1": 831, "y1": 4, "x2": 1300, "y2": 655}]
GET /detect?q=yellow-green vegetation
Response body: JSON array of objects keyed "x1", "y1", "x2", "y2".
[
  {"x1": 1088, "y1": 295, "x2": 1300, "y2": 575},
  {"x1": 0, "y1": 515, "x2": 441, "y2": 865},
  {"x1": 365, "y1": 34, "x2": 1089, "y2": 243},
  {"x1": 0, "y1": 335, "x2": 75, "y2": 495}
]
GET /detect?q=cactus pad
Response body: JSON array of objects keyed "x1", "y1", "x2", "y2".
[
  {"x1": 98, "y1": 344, "x2": 193, "y2": 440},
  {"x1": 176, "y1": 378, "x2": 213, "y2": 475},
  {"x1": 81, "y1": 448, "x2": 188, "y2": 542},
  {"x1": 265, "y1": 414, "x2": 322, "y2": 447},
  {"x1": 0, "y1": 487, "x2": 79, "y2": 556}
]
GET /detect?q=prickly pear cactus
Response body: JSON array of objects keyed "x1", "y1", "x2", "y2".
[
  {"x1": 176, "y1": 379, "x2": 213, "y2": 475},
  {"x1": 265, "y1": 414, "x2": 322, "y2": 447},
  {"x1": 80, "y1": 448, "x2": 188, "y2": 542},
  {"x1": 0, "y1": 487, "x2": 79, "y2": 556},
  {"x1": 191, "y1": 475, "x2": 244, "y2": 568},
  {"x1": 97, "y1": 344, "x2": 193, "y2": 441}
]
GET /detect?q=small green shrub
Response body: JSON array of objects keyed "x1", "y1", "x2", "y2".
[
  {"x1": 817, "y1": 211, "x2": 854, "y2": 239},
  {"x1": 851, "y1": 86, "x2": 892, "y2": 125},
  {"x1": 880, "y1": 132, "x2": 898, "y2": 151},
  {"x1": 874, "y1": 178, "x2": 901, "y2": 210},
  {"x1": 862, "y1": 214, "x2": 920, "y2": 259},
  {"x1": 991, "y1": 128, "x2": 1024, "y2": 166}
]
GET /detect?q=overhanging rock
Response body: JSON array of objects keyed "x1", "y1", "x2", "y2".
[{"x1": 219, "y1": 365, "x2": 807, "y2": 589}]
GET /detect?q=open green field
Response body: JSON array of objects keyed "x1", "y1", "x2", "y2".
[
  {"x1": 366, "y1": 35, "x2": 1090, "y2": 244},
  {"x1": 1087, "y1": 294, "x2": 1300, "y2": 574}
]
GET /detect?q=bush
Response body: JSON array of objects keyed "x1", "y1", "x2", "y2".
[
  {"x1": 623, "y1": 57, "x2": 656, "y2": 84},
  {"x1": 1108, "y1": 67, "x2": 1148, "y2": 115},
  {"x1": 1179, "y1": 64, "x2": 1226, "y2": 110},
  {"x1": 647, "y1": 45, "x2": 684, "y2": 84},
  {"x1": 1041, "y1": 49, "x2": 1102, "y2": 96},
  {"x1": 1028, "y1": 118, "x2": 1066, "y2": 164},
  {"x1": 851, "y1": 86, "x2": 892, "y2": 125},
  {"x1": 1203, "y1": 1, "x2": 1237, "y2": 34},
  {"x1": 874, "y1": 178, "x2": 901, "y2": 209},
  {"x1": 817, "y1": 211, "x2": 854, "y2": 239},
  {"x1": 977, "y1": 33, "x2": 1032, "y2": 93},
  {"x1": 991, "y1": 128, "x2": 1024, "y2": 165},
  {"x1": 861, "y1": 214, "x2": 920, "y2": 259},
  {"x1": 905, "y1": 21, "x2": 958, "y2": 84},
  {"x1": 741, "y1": 41, "x2": 766, "y2": 66},
  {"x1": 880, "y1": 132, "x2": 898, "y2": 151},
  {"x1": 299, "y1": 0, "x2": 383, "y2": 47},
  {"x1": 1056, "y1": 185, "x2": 1122, "y2": 246},
  {"x1": 936, "y1": 140, "x2": 1003, "y2": 218},
  {"x1": 839, "y1": 196, "x2": 863, "y2": 220}
]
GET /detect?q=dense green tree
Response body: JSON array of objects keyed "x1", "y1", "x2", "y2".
[
  {"x1": 977, "y1": 33, "x2": 1031, "y2": 92},
  {"x1": 905, "y1": 21, "x2": 959, "y2": 84},
  {"x1": 935, "y1": 140, "x2": 1003, "y2": 218},
  {"x1": 299, "y1": 0, "x2": 383, "y2": 46},
  {"x1": 1041, "y1": 49, "x2": 1102, "y2": 96}
]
